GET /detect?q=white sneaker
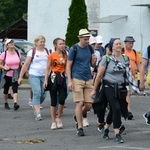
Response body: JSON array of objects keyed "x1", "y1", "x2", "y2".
[
  {"x1": 35, "y1": 113, "x2": 42, "y2": 121},
  {"x1": 56, "y1": 118, "x2": 63, "y2": 129},
  {"x1": 28, "y1": 99, "x2": 33, "y2": 107},
  {"x1": 83, "y1": 118, "x2": 89, "y2": 127},
  {"x1": 51, "y1": 123, "x2": 57, "y2": 130}
]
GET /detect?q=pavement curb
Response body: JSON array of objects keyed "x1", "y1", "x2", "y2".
[{"x1": 18, "y1": 84, "x2": 31, "y2": 90}]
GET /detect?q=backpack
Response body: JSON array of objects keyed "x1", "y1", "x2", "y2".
[
  {"x1": 106, "y1": 54, "x2": 129, "y2": 66},
  {"x1": 3, "y1": 50, "x2": 21, "y2": 66},
  {"x1": 122, "y1": 48, "x2": 137, "y2": 59},
  {"x1": 31, "y1": 47, "x2": 49, "y2": 62},
  {"x1": 72, "y1": 44, "x2": 93, "y2": 65},
  {"x1": 23, "y1": 47, "x2": 49, "y2": 79}
]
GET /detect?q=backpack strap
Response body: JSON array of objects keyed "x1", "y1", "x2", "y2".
[
  {"x1": 72, "y1": 44, "x2": 93, "y2": 66},
  {"x1": 88, "y1": 45, "x2": 94, "y2": 55},
  {"x1": 31, "y1": 47, "x2": 49, "y2": 63},
  {"x1": 72, "y1": 44, "x2": 78, "y2": 65},
  {"x1": 3, "y1": 50, "x2": 21, "y2": 66}
]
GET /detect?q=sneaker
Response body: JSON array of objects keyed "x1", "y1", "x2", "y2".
[
  {"x1": 4, "y1": 102, "x2": 10, "y2": 110},
  {"x1": 14, "y1": 103, "x2": 20, "y2": 111},
  {"x1": 103, "y1": 128, "x2": 109, "y2": 140},
  {"x1": 56, "y1": 118, "x2": 63, "y2": 129},
  {"x1": 97, "y1": 124, "x2": 104, "y2": 133},
  {"x1": 119, "y1": 125, "x2": 125, "y2": 134},
  {"x1": 76, "y1": 128, "x2": 84, "y2": 136},
  {"x1": 28, "y1": 99, "x2": 33, "y2": 107},
  {"x1": 40, "y1": 105, "x2": 43, "y2": 109},
  {"x1": 115, "y1": 133, "x2": 124, "y2": 143},
  {"x1": 128, "y1": 112, "x2": 134, "y2": 120},
  {"x1": 35, "y1": 113, "x2": 42, "y2": 121},
  {"x1": 83, "y1": 118, "x2": 89, "y2": 127},
  {"x1": 143, "y1": 113, "x2": 150, "y2": 125},
  {"x1": 73, "y1": 115, "x2": 78, "y2": 129},
  {"x1": 51, "y1": 123, "x2": 57, "y2": 130},
  {"x1": 8, "y1": 94, "x2": 13, "y2": 99}
]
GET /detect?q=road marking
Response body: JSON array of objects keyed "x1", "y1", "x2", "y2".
[{"x1": 98, "y1": 146, "x2": 149, "y2": 150}]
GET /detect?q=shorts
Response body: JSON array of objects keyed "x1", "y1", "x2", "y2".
[{"x1": 72, "y1": 78, "x2": 93, "y2": 103}]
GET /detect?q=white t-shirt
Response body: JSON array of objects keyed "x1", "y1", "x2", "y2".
[{"x1": 27, "y1": 49, "x2": 48, "y2": 76}]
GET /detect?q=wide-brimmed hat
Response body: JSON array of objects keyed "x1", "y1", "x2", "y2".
[
  {"x1": 124, "y1": 36, "x2": 135, "y2": 42},
  {"x1": 95, "y1": 35, "x2": 103, "y2": 44},
  {"x1": 5, "y1": 39, "x2": 13, "y2": 45},
  {"x1": 78, "y1": 29, "x2": 91, "y2": 37},
  {"x1": 89, "y1": 36, "x2": 96, "y2": 45}
]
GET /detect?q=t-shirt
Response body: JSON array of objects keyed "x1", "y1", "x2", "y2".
[
  {"x1": 68, "y1": 44, "x2": 93, "y2": 81},
  {"x1": 0, "y1": 51, "x2": 20, "y2": 77},
  {"x1": 142, "y1": 47, "x2": 150, "y2": 72},
  {"x1": 124, "y1": 48, "x2": 140, "y2": 77},
  {"x1": 100, "y1": 55, "x2": 127, "y2": 83},
  {"x1": 27, "y1": 49, "x2": 48, "y2": 76},
  {"x1": 49, "y1": 51, "x2": 67, "y2": 73}
]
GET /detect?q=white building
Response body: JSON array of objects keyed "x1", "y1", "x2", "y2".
[{"x1": 28, "y1": 0, "x2": 150, "y2": 51}]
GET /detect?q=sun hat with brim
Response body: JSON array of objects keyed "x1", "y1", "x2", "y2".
[
  {"x1": 124, "y1": 36, "x2": 135, "y2": 42},
  {"x1": 78, "y1": 29, "x2": 91, "y2": 37},
  {"x1": 95, "y1": 35, "x2": 104, "y2": 44},
  {"x1": 89, "y1": 36, "x2": 96, "y2": 45},
  {"x1": 5, "y1": 39, "x2": 13, "y2": 45}
]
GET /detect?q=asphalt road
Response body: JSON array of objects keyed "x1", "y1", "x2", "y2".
[{"x1": 0, "y1": 89, "x2": 150, "y2": 150}]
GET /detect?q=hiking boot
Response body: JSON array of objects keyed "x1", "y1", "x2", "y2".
[
  {"x1": 128, "y1": 112, "x2": 133, "y2": 120},
  {"x1": 83, "y1": 118, "x2": 89, "y2": 127},
  {"x1": 97, "y1": 124, "x2": 104, "y2": 133},
  {"x1": 143, "y1": 113, "x2": 150, "y2": 125},
  {"x1": 103, "y1": 128, "x2": 109, "y2": 140},
  {"x1": 73, "y1": 115, "x2": 78, "y2": 129},
  {"x1": 115, "y1": 133, "x2": 124, "y2": 143},
  {"x1": 56, "y1": 118, "x2": 63, "y2": 129},
  {"x1": 4, "y1": 102, "x2": 10, "y2": 110},
  {"x1": 8, "y1": 94, "x2": 13, "y2": 99},
  {"x1": 14, "y1": 103, "x2": 20, "y2": 111},
  {"x1": 119, "y1": 125, "x2": 125, "y2": 134},
  {"x1": 35, "y1": 113, "x2": 42, "y2": 121},
  {"x1": 51, "y1": 123, "x2": 57, "y2": 130},
  {"x1": 76, "y1": 128, "x2": 84, "y2": 136}
]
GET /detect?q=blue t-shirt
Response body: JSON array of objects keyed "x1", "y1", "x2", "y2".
[
  {"x1": 68, "y1": 44, "x2": 93, "y2": 81},
  {"x1": 142, "y1": 47, "x2": 150, "y2": 72},
  {"x1": 98, "y1": 46, "x2": 105, "y2": 57}
]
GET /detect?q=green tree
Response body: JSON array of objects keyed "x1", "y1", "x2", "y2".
[
  {"x1": 0, "y1": 0, "x2": 27, "y2": 31},
  {"x1": 65, "y1": 0, "x2": 88, "y2": 47}
]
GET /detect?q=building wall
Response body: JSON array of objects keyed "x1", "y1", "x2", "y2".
[
  {"x1": 98, "y1": 0, "x2": 150, "y2": 51},
  {"x1": 28, "y1": 0, "x2": 71, "y2": 49},
  {"x1": 28, "y1": 0, "x2": 150, "y2": 51}
]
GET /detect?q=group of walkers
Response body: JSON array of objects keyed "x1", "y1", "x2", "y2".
[{"x1": 0, "y1": 28, "x2": 150, "y2": 144}]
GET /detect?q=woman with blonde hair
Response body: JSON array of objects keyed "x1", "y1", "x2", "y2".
[{"x1": 18, "y1": 35, "x2": 49, "y2": 120}]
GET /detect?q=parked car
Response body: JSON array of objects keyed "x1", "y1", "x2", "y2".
[{"x1": 0, "y1": 39, "x2": 34, "y2": 63}]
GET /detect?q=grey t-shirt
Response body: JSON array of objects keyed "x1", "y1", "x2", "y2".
[{"x1": 100, "y1": 55, "x2": 127, "y2": 83}]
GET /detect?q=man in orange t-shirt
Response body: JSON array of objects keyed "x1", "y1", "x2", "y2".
[{"x1": 123, "y1": 36, "x2": 141, "y2": 120}]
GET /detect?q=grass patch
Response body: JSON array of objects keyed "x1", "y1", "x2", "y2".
[{"x1": 22, "y1": 78, "x2": 29, "y2": 84}]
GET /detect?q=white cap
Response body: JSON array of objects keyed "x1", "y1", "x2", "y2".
[
  {"x1": 5, "y1": 39, "x2": 13, "y2": 45},
  {"x1": 89, "y1": 36, "x2": 96, "y2": 45},
  {"x1": 95, "y1": 35, "x2": 103, "y2": 44}
]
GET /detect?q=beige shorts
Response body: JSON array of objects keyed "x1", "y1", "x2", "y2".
[{"x1": 72, "y1": 78, "x2": 93, "y2": 103}]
